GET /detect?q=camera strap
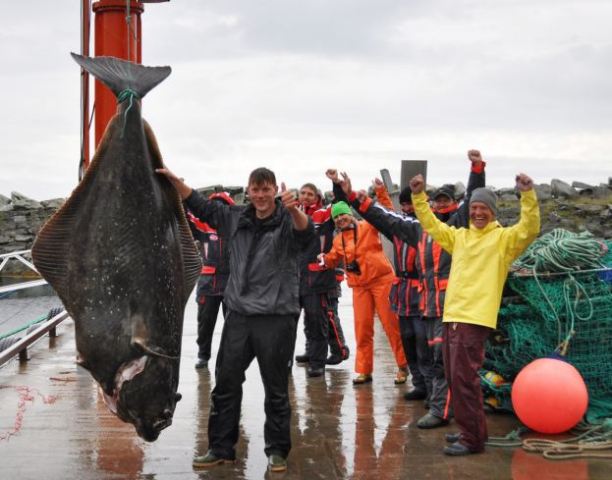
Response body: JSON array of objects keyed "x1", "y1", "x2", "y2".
[{"x1": 340, "y1": 223, "x2": 358, "y2": 267}]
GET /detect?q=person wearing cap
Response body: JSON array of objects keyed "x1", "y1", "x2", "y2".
[
  {"x1": 293, "y1": 176, "x2": 350, "y2": 378},
  {"x1": 409, "y1": 172, "x2": 540, "y2": 456},
  {"x1": 186, "y1": 192, "x2": 236, "y2": 369},
  {"x1": 319, "y1": 173, "x2": 407, "y2": 385},
  {"x1": 344, "y1": 150, "x2": 486, "y2": 429}
]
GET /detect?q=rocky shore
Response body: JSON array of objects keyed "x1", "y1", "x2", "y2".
[{"x1": 1, "y1": 178, "x2": 610, "y2": 275}]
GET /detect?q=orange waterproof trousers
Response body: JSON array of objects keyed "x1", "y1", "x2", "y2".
[{"x1": 352, "y1": 275, "x2": 407, "y2": 374}]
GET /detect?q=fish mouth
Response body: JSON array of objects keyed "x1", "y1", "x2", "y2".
[
  {"x1": 101, "y1": 355, "x2": 148, "y2": 414},
  {"x1": 153, "y1": 417, "x2": 172, "y2": 431}
]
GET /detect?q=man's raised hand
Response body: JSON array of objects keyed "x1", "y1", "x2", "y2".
[
  {"x1": 409, "y1": 174, "x2": 425, "y2": 194},
  {"x1": 468, "y1": 149, "x2": 483, "y2": 165},
  {"x1": 326, "y1": 169, "x2": 340, "y2": 184},
  {"x1": 280, "y1": 182, "x2": 298, "y2": 210},
  {"x1": 515, "y1": 173, "x2": 534, "y2": 192},
  {"x1": 339, "y1": 171, "x2": 352, "y2": 196}
]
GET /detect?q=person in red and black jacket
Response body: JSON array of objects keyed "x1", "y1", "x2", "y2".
[
  {"x1": 294, "y1": 173, "x2": 350, "y2": 377},
  {"x1": 347, "y1": 150, "x2": 486, "y2": 429},
  {"x1": 366, "y1": 180, "x2": 430, "y2": 399},
  {"x1": 186, "y1": 191, "x2": 235, "y2": 369}
]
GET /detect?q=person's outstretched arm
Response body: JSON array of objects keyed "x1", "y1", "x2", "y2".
[
  {"x1": 502, "y1": 173, "x2": 540, "y2": 264},
  {"x1": 450, "y1": 149, "x2": 487, "y2": 228},
  {"x1": 410, "y1": 174, "x2": 457, "y2": 253}
]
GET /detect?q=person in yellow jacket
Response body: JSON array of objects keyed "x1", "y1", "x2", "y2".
[
  {"x1": 409, "y1": 172, "x2": 540, "y2": 456},
  {"x1": 319, "y1": 199, "x2": 408, "y2": 385}
]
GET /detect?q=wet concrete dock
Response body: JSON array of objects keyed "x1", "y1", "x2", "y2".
[{"x1": 1, "y1": 290, "x2": 610, "y2": 479}]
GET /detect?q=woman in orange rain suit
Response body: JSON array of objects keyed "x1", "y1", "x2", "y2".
[{"x1": 320, "y1": 200, "x2": 407, "y2": 384}]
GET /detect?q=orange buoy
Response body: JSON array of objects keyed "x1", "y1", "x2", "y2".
[{"x1": 511, "y1": 357, "x2": 588, "y2": 434}]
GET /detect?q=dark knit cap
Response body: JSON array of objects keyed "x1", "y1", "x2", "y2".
[
  {"x1": 433, "y1": 184, "x2": 456, "y2": 201},
  {"x1": 399, "y1": 187, "x2": 412, "y2": 204},
  {"x1": 470, "y1": 188, "x2": 498, "y2": 216}
]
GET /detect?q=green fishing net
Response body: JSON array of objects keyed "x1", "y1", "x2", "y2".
[{"x1": 481, "y1": 230, "x2": 612, "y2": 423}]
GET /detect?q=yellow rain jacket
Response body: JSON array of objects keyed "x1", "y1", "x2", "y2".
[{"x1": 412, "y1": 189, "x2": 540, "y2": 329}]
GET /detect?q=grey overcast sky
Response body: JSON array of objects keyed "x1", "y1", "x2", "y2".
[{"x1": 1, "y1": 1, "x2": 611, "y2": 200}]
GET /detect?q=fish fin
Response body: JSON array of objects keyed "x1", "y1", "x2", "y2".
[
  {"x1": 143, "y1": 121, "x2": 201, "y2": 302},
  {"x1": 31, "y1": 125, "x2": 114, "y2": 304},
  {"x1": 70, "y1": 52, "x2": 171, "y2": 99}
]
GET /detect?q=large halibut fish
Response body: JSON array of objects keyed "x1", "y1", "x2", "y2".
[{"x1": 32, "y1": 53, "x2": 201, "y2": 441}]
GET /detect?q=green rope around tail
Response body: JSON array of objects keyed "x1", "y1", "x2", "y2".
[{"x1": 117, "y1": 88, "x2": 140, "y2": 138}]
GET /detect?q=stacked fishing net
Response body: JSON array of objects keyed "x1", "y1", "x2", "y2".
[{"x1": 482, "y1": 229, "x2": 612, "y2": 422}]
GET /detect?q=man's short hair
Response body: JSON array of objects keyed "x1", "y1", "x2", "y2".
[{"x1": 248, "y1": 167, "x2": 276, "y2": 187}]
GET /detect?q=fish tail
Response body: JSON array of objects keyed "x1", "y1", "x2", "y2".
[{"x1": 70, "y1": 52, "x2": 171, "y2": 100}]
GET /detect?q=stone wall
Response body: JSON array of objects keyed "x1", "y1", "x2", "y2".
[{"x1": 1, "y1": 179, "x2": 610, "y2": 275}]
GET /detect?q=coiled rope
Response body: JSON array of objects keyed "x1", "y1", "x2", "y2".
[{"x1": 487, "y1": 421, "x2": 612, "y2": 460}]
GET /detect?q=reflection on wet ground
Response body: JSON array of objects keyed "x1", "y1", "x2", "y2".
[{"x1": 1, "y1": 290, "x2": 610, "y2": 479}]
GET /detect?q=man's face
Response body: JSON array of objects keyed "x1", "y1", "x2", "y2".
[
  {"x1": 333, "y1": 213, "x2": 353, "y2": 230},
  {"x1": 299, "y1": 186, "x2": 317, "y2": 206},
  {"x1": 469, "y1": 202, "x2": 494, "y2": 229},
  {"x1": 433, "y1": 195, "x2": 455, "y2": 211},
  {"x1": 400, "y1": 202, "x2": 414, "y2": 214},
  {"x1": 248, "y1": 181, "x2": 278, "y2": 218}
]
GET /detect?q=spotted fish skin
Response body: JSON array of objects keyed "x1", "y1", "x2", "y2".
[{"x1": 32, "y1": 53, "x2": 201, "y2": 442}]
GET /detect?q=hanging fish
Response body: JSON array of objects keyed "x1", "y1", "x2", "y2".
[{"x1": 32, "y1": 53, "x2": 201, "y2": 441}]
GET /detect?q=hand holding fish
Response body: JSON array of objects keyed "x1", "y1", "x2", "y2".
[{"x1": 155, "y1": 167, "x2": 193, "y2": 200}]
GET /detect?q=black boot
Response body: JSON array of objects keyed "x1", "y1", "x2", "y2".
[{"x1": 295, "y1": 353, "x2": 310, "y2": 363}]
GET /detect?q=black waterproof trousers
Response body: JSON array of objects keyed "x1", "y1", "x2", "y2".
[
  {"x1": 196, "y1": 295, "x2": 226, "y2": 361},
  {"x1": 399, "y1": 314, "x2": 429, "y2": 393},
  {"x1": 298, "y1": 293, "x2": 348, "y2": 365},
  {"x1": 425, "y1": 316, "x2": 452, "y2": 420},
  {"x1": 208, "y1": 311, "x2": 297, "y2": 460}
]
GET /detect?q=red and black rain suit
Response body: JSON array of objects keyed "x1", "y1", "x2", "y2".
[
  {"x1": 297, "y1": 194, "x2": 349, "y2": 372},
  {"x1": 186, "y1": 192, "x2": 234, "y2": 362},
  {"x1": 362, "y1": 185, "x2": 429, "y2": 395}
]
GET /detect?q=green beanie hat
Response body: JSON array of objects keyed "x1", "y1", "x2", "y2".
[{"x1": 331, "y1": 201, "x2": 352, "y2": 219}]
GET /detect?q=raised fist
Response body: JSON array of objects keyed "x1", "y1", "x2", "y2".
[
  {"x1": 468, "y1": 149, "x2": 483, "y2": 164},
  {"x1": 515, "y1": 173, "x2": 534, "y2": 192},
  {"x1": 409, "y1": 174, "x2": 425, "y2": 194},
  {"x1": 325, "y1": 169, "x2": 339, "y2": 183}
]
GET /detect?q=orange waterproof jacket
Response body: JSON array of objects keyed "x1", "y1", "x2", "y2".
[{"x1": 324, "y1": 218, "x2": 394, "y2": 288}]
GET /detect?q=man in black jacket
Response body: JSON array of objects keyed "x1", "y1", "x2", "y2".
[{"x1": 157, "y1": 165, "x2": 314, "y2": 473}]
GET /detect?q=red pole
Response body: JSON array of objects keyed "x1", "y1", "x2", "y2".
[
  {"x1": 79, "y1": 0, "x2": 91, "y2": 178},
  {"x1": 91, "y1": 1, "x2": 144, "y2": 148}
]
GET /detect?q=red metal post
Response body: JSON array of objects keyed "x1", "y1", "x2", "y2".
[
  {"x1": 91, "y1": 1, "x2": 144, "y2": 148},
  {"x1": 79, "y1": 0, "x2": 91, "y2": 177}
]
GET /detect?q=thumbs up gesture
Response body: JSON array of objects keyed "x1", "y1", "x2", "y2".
[{"x1": 280, "y1": 182, "x2": 298, "y2": 211}]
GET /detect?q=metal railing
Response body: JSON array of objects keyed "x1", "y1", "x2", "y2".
[
  {"x1": 0, "y1": 250, "x2": 48, "y2": 295},
  {"x1": 0, "y1": 309, "x2": 69, "y2": 367},
  {"x1": 0, "y1": 250, "x2": 69, "y2": 366}
]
